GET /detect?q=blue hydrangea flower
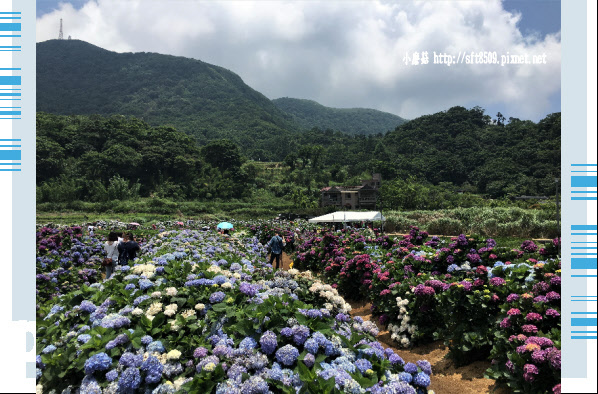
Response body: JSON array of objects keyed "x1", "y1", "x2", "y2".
[
  {"x1": 275, "y1": 344, "x2": 299, "y2": 366},
  {"x1": 141, "y1": 335, "x2": 153, "y2": 346},
  {"x1": 298, "y1": 354, "x2": 313, "y2": 369},
  {"x1": 36, "y1": 355, "x2": 44, "y2": 369},
  {"x1": 355, "y1": 359, "x2": 373, "y2": 374},
  {"x1": 240, "y1": 376, "x2": 269, "y2": 394},
  {"x1": 413, "y1": 372, "x2": 431, "y2": 387},
  {"x1": 389, "y1": 353, "x2": 405, "y2": 366},
  {"x1": 153, "y1": 383, "x2": 176, "y2": 394},
  {"x1": 79, "y1": 375, "x2": 102, "y2": 394},
  {"x1": 403, "y1": 362, "x2": 418, "y2": 374},
  {"x1": 304, "y1": 338, "x2": 319, "y2": 354},
  {"x1": 141, "y1": 356, "x2": 164, "y2": 384},
  {"x1": 106, "y1": 369, "x2": 119, "y2": 382},
  {"x1": 42, "y1": 345, "x2": 57, "y2": 354},
  {"x1": 260, "y1": 331, "x2": 277, "y2": 355},
  {"x1": 416, "y1": 360, "x2": 432, "y2": 375},
  {"x1": 398, "y1": 372, "x2": 413, "y2": 383},
  {"x1": 147, "y1": 341, "x2": 165, "y2": 353},
  {"x1": 119, "y1": 352, "x2": 143, "y2": 368},
  {"x1": 210, "y1": 291, "x2": 226, "y2": 304},
  {"x1": 79, "y1": 300, "x2": 97, "y2": 313},
  {"x1": 139, "y1": 279, "x2": 154, "y2": 291},
  {"x1": 280, "y1": 327, "x2": 293, "y2": 337},
  {"x1": 227, "y1": 364, "x2": 247, "y2": 383},
  {"x1": 77, "y1": 334, "x2": 91, "y2": 344},
  {"x1": 292, "y1": 325, "x2": 310, "y2": 346},
  {"x1": 84, "y1": 352, "x2": 113, "y2": 375},
  {"x1": 239, "y1": 337, "x2": 257, "y2": 351},
  {"x1": 118, "y1": 367, "x2": 141, "y2": 392}
]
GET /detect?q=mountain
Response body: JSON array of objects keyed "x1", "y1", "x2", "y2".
[
  {"x1": 36, "y1": 39, "x2": 298, "y2": 160},
  {"x1": 273, "y1": 97, "x2": 407, "y2": 136}
]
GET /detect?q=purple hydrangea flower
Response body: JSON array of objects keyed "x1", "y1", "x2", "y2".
[
  {"x1": 194, "y1": 347, "x2": 208, "y2": 358},
  {"x1": 260, "y1": 331, "x2": 278, "y2": 355},
  {"x1": 416, "y1": 360, "x2": 432, "y2": 375},
  {"x1": 303, "y1": 353, "x2": 315, "y2": 368}
]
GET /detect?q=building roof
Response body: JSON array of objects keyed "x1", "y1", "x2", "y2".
[{"x1": 308, "y1": 211, "x2": 385, "y2": 223}]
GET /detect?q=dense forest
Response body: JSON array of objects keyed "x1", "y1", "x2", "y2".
[
  {"x1": 272, "y1": 97, "x2": 407, "y2": 136},
  {"x1": 37, "y1": 108, "x2": 560, "y2": 208},
  {"x1": 36, "y1": 39, "x2": 560, "y2": 209}
]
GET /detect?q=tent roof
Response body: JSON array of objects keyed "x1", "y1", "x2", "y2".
[{"x1": 308, "y1": 211, "x2": 385, "y2": 223}]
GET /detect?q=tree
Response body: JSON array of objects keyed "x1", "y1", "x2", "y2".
[{"x1": 201, "y1": 139, "x2": 243, "y2": 171}]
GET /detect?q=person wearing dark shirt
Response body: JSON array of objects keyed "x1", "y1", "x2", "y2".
[
  {"x1": 118, "y1": 232, "x2": 140, "y2": 265},
  {"x1": 267, "y1": 232, "x2": 284, "y2": 269}
]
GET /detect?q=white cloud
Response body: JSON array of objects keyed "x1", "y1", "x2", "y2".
[{"x1": 36, "y1": 0, "x2": 561, "y2": 120}]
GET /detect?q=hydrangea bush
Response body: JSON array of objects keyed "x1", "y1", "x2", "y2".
[
  {"x1": 292, "y1": 226, "x2": 561, "y2": 392},
  {"x1": 37, "y1": 229, "x2": 432, "y2": 394}
]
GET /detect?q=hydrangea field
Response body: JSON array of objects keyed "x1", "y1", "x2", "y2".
[
  {"x1": 292, "y1": 226, "x2": 561, "y2": 394},
  {"x1": 36, "y1": 225, "x2": 434, "y2": 394},
  {"x1": 36, "y1": 222, "x2": 561, "y2": 393}
]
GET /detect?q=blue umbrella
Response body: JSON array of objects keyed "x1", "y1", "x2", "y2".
[{"x1": 217, "y1": 222, "x2": 234, "y2": 230}]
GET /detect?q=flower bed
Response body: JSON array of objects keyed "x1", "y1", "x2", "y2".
[
  {"x1": 37, "y1": 229, "x2": 433, "y2": 394},
  {"x1": 292, "y1": 226, "x2": 561, "y2": 392}
]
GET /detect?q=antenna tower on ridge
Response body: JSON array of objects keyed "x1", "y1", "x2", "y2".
[{"x1": 59, "y1": 18, "x2": 64, "y2": 40}]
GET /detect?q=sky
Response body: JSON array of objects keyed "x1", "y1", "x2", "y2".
[{"x1": 35, "y1": 0, "x2": 561, "y2": 122}]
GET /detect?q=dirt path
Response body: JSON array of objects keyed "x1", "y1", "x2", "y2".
[{"x1": 281, "y1": 253, "x2": 510, "y2": 394}]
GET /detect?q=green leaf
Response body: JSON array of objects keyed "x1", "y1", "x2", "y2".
[{"x1": 152, "y1": 313, "x2": 166, "y2": 329}]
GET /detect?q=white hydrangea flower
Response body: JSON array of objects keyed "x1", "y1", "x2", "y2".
[
  {"x1": 207, "y1": 265, "x2": 221, "y2": 274},
  {"x1": 195, "y1": 303, "x2": 205, "y2": 311},
  {"x1": 181, "y1": 309, "x2": 196, "y2": 319},
  {"x1": 167, "y1": 349, "x2": 181, "y2": 360},
  {"x1": 165, "y1": 287, "x2": 178, "y2": 296},
  {"x1": 146, "y1": 302, "x2": 163, "y2": 316},
  {"x1": 174, "y1": 377, "x2": 187, "y2": 391},
  {"x1": 221, "y1": 282, "x2": 232, "y2": 289},
  {"x1": 131, "y1": 308, "x2": 144, "y2": 316}
]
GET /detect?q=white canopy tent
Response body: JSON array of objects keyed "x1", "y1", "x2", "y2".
[{"x1": 308, "y1": 211, "x2": 385, "y2": 224}]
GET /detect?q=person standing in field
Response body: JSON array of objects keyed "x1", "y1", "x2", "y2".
[
  {"x1": 103, "y1": 232, "x2": 119, "y2": 278},
  {"x1": 118, "y1": 232, "x2": 140, "y2": 265},
  {"x1": 267, "y1": 231, "x2": 285, "y2": 269}
]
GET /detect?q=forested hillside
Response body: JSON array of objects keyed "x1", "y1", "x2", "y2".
[
  {"x1": 37, "y1": 39, "x2": 298, "y2": 161},
  {"x1": 273, "y1": 97, "x2": 407, "y2": 135},
  {"x1": 37, "y1": 108, "x2": 560, "y2": 207}
]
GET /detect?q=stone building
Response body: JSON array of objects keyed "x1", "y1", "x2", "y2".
[{"x1": 320, "y1": 174, "x2": 381, "y2": 209}]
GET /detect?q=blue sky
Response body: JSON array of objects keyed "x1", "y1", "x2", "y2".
[{"x1": 36, "y1": 1, "x2": 561, "y2": 122}]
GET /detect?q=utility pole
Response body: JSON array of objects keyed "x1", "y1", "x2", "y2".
[{"x1": 59, "y1": 18, "x2": 64, "y2": 40}]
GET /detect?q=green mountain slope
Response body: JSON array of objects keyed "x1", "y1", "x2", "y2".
[
  {"x1": 273, "y1": 97, "x2": 407, "y2": 135},
  {"x1": 36, "y1": 39, "x2": 297, "y2": 160}
]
